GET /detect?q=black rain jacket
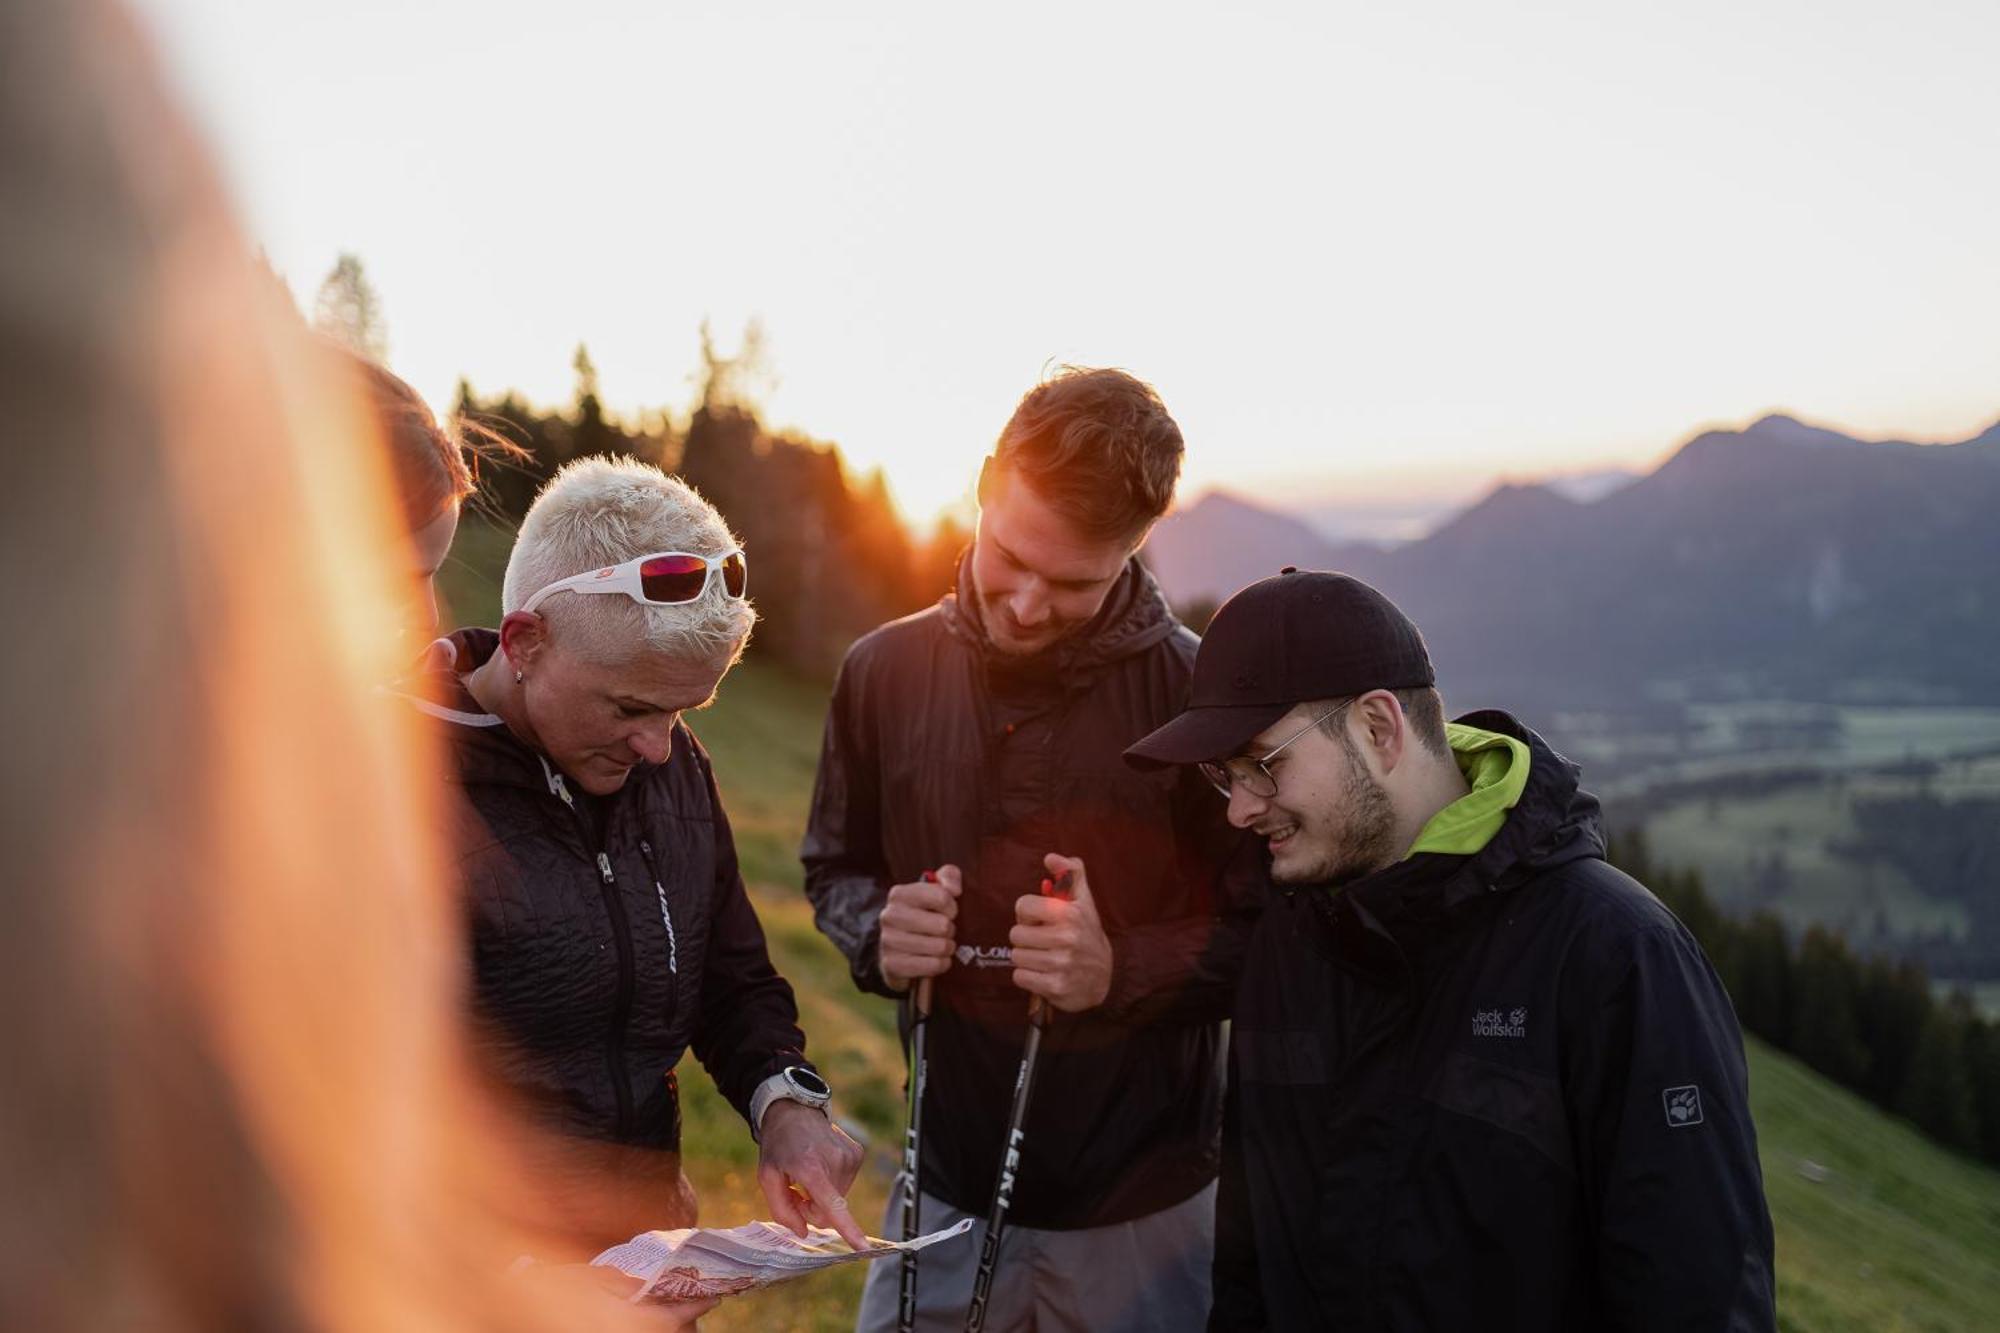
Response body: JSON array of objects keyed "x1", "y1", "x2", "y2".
[
  {"x1": 802, "y1": 559, "x2": 1261, "y2": 1229},
  {"x1": 1213, "y1": 712, "x2": 1775, "y2": 1331},
  {"x1": 408, "y1": 629, "x2": 811, "y2": 1153}
]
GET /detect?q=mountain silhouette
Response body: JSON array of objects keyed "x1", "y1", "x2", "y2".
[
  {"x1": 1144, "y1": 414, "x2": 2000, "y2": 712},
  {"x1": 1140, "y1": 490, "x2": 1378, "y2": 607}
]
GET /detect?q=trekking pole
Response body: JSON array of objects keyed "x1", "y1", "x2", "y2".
[
  {"x1": 964, "y1": 870, "x2": 1074, "y2": 1333},
  {"x1": 897, "y1": 870, "x2": 940, "y2": 1333}
]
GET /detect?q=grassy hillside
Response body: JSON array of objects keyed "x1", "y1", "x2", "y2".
[
  {"x1": 679, "y1": 665, "x2": 904, "y2": 1331},
  {"x1": 1751, "y1": 1038, "x2": 2000, "y2": 1332},
  {"x1": 682, "y1": 661, "x2": 2000, "y2": 1332}
]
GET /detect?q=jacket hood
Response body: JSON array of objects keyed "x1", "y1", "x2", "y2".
[
  {"x1": 389, "y1": 627, "x2": 566, "y2": 795},
  {"x1": 1404, "y1": 722, "x2": 1533, "y2": 857},
  {"x1": 938, "y1": 551, "x2": 1183, "y2": 681},
  {"x1": 1314, "y1": 710, "x2": 1605, "y2": 968}
]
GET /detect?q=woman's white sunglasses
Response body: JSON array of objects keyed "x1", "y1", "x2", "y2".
[{"x1": 520, "y1": 549, "x2": 748, "y2": 615}]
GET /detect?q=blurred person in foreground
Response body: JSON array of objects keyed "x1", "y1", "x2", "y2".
[
  {"x1": 336, "y1": 346, "x2": 521, "y2": 640},
  {"x1": 1126, "y1": 570, "x2": 1776, "y2": 1331},
  {"x1": 803, "y1": 368, "x2": 1260, "y2": 1330},
  {"x1": 0, "y1": 1, "x2": 704, "y2": 1326},
  {"x1": 401, "y1": 454, "x2": 869, "y2": 1254}
]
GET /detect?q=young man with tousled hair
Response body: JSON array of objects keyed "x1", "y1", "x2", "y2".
[
  {"x1": 1126, "y1": 569, "x2": 1775, "y2": 1332},
  {"x1": 803, "y1": 368, "x2": 1259, "y2": 1331}
]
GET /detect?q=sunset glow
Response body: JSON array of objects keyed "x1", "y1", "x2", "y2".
[{"x1": 134, "y1": 0, "x2": 2000, "y2": 528}]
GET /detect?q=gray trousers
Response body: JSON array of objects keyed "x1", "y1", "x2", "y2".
[{"x1": 855, "y1": 1176, "x2": 1215, "y2": 1333}]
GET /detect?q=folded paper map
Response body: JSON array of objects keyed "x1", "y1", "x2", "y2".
[{"x1": 592, "y1": 1217, "x2": 976, "y2": 1303}]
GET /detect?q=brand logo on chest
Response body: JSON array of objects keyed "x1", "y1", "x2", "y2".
[
  {"x1": 954, "y1": 944, "x2": 1014, "y2": 969},
  {"x1": 1472, "y1": 1006, "x2": 1528, "y2": 1039}
]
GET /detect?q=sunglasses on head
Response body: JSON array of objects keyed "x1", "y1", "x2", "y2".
[{"x1": 520, "y1": 549, "x2": 748, "y2": 615}]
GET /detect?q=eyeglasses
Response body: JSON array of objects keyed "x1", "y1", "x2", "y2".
[
  {"x1": 1197, "y1": 700, "x2": 1350, "y2": 799},
  {"x1": 520, "y1": 549, "x2": 748, "y2": 615}
]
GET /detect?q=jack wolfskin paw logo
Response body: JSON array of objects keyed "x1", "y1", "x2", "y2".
[
  {"x1": 1508, "y1": 1006, "x2": 1528, "y2": 1028},
  {"x1": 954, "y1": 944, "x2": 976, "y2": 966},
  {"x1": 1663, "y1": 1085, "x2": 1704, "y2": 1127}
]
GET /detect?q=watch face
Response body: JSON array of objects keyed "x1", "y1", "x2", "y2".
[{"x1": 788, "y1": 1066, "x2": 831, "y2": 1099}]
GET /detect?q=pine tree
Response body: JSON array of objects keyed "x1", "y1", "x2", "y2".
[
  {"x1": 1731, "y1": 912, "x2": 1794, "y2": 1045},
  {"x1": 567, "y1": 343, "x2": 618, "y2": 464},
  {"x1": 1789, "y1": 927, "x2": 1870, "y2": 1088},
  {"x1": 1899, "y1": 1004, "x2": 1978, "y2": 1152},
  {"x1": 1959, "y1": 1009, "x2": 2000, "y2": 1164},
  {"x1": 1667, "y1": 868, "x2": 1725, "y2": 954},
  {"x1": 311, "y1": 252, "x2": 388, "y2": 362},
  {"x1": 1855, "y1": 956, "x2": 1933, "y2": 1108}
]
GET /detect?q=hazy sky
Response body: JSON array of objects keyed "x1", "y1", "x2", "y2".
[{"x1": 133, "y1": 0, "x2": 2000, "y2": 527}]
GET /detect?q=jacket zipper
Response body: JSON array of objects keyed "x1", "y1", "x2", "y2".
[{"x1": 543, "y1": 759, "x2": 637, "y2": 1140}]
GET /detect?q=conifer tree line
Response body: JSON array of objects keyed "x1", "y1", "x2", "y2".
[
  {"x1": 300, "y1": 255, "x2": 966, "y2": 676},
  {"x1": 448, "y1": 326, "x2": 969, "y2": 678},
  {"x1": 1608, "y1": 829, "x2": 2000, "y2": 1165}
]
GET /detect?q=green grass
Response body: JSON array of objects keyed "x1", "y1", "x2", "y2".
[
  {"x1": 677, "y1": 662, "x2": 906, "y2": 1330},
  {"x1": 1750, "y1": 1038, "x2": 2000, "y2": 1332},
  {"x1": 685, "y1": 665, "x2": 842, "y2": 900},
  {"x1": 435, "y1": 512, "x2": 516, "y2": 630}
]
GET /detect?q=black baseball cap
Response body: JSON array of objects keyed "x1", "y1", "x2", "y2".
[{"x1": 1125, "y1": 568, "x2": 1435, "y2": 768}]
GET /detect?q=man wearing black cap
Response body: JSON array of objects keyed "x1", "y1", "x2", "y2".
[{"x1": 1127, "y1": 569, "x2": 1775, "y2": 1332}]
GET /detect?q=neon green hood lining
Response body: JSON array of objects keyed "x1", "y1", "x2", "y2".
[{"x1": 1404, "y1": 723, "x2": 1531, "y2": 859}]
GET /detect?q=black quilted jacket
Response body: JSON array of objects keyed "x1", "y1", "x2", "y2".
[{"x1": 409, "y1": 629, "x2": 810, "y2": 1150}]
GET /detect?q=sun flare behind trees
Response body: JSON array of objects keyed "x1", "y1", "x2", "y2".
[{"x1": 447, "y1": 322, "x2": 968, "y2": 678}]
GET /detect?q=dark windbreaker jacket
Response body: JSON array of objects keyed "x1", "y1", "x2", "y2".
[
  {"x1": 1213, "y1": 710, "x2": 1775, "y2": 1331},
  {"x1": 408, "y1": 629, "x2": 811, "y2": 1154},
  {"x1": 801, "y1": 559, "x2": 1262, "y2": 1230}
]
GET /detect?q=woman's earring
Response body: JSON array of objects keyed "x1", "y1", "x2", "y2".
[{"x1": 514, "y1": 670, "x2": 524, "y2": 684}]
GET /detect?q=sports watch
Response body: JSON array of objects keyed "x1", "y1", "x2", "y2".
[{"x1": 749, "y1": 1064, "x2": 833, "y2": 1139}]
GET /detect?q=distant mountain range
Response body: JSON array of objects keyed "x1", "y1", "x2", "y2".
[
  {"x1": 1284, "y1": 467, "x2": 1643, "y2": 542},
  {"x1": 1142, "y1": 413, "x2": 2000, "y2": 711}
]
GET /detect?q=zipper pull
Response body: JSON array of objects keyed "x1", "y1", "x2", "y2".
[
  {"x1": 596, "y1": 852, "x2": 615, "y2": 883},
  {"x1": 542, "y1": 759, "x2": 575, "y2": 807}
]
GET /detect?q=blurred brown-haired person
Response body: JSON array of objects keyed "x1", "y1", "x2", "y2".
[
  {"x1": 337, "y1": 347, "x2": 520, "y2": 639},
  {"x1": 0, "y1": 2, "x2": 704, "y2": 1328},
  {"x1": 803, "y1": 367, "x2": 1261, "y2": 1330}
]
